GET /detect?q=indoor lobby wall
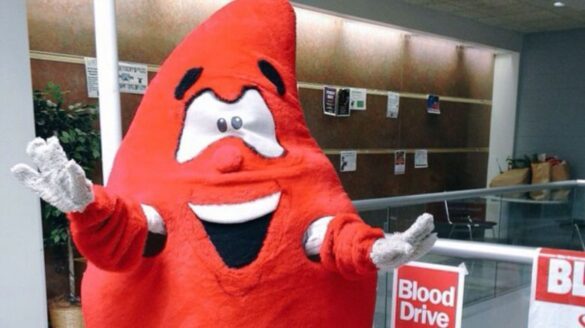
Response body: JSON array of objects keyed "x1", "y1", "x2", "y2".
[
  {"x1": 27, "y1": 0, "x2": 494, "y2": 199},
  {"x1": 516, "y1": 28, "x2": 585, "y2": 180}
]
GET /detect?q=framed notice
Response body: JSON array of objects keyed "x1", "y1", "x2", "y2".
[
  {"x1": 340, "y1": 151, "x2": 357, "y2": 172},
  {"x1": 415, "y1": 149, "x2": 428, "y2": 169},
  {"x1": 427, "y1": 94, "x2": 441, "y2": 115},
  {"x1": 528, "y1": 248, "x2": 585, "y2": 328},
  {"x1": 349, "y1": 88, "x2": 367, "y2": 111},
  {"x1": 84, "y1": 57, "x2": 148, "y2": 98},
  {"x1": 322, "y1": 86, "x2": 337, "y2": 116},
  {"x1": 337, "y1": 89, "x2": 351, "y2": 117},
  {"x1": 84, "y1": 57, "x2": 99, "y2": 98},
  {"x1": 392, "y1": 262, "x2": 466, "y2": 328},
  {"x1": 387, "y1": 91, "x2": 400, "y2": 118},
  {"x1": 118, "y1": 62, "x2": 148, "y2": 95}
]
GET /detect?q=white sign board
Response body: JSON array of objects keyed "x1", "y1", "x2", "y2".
[
  {"x1": 85, "y1": 57, "x2": 149, "y2": 98},
  {"x1": 84, "y1": 57, "x2": 99, "y2": 98},
  {"x1": 387, "y1": 91, "x2": 400, "y2": 118},
  {"x1": 415, "y1": 149, "x2": 428, "y2": 169},
  {"x1": 340, "y1": 151, "x2": 357, "y2": 172},
  {"x1": 392, "y1": 262, "x2": 466, "y2": 328},
  {"x1": 349, "y1": 88, "x2": 367, "y2": 111},
  {"x1": 528, "y1": 248, "x2": 585, "y2": 328}
]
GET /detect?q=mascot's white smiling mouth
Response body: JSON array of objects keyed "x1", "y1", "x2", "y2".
[{"x1": 189, "y1": 191, "x2": 281, "y2": 224}]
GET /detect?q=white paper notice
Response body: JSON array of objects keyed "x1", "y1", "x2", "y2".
[
  {"x1": 84, "y1": 57, "x2": 99, "y2": 98},
  {"x1": 415, "y1": 149, "x2": 428, "y2": 169},
  {"x1": 84, "y1": 57, "x2": 149, "y2": 98},
  {"x1": 349, "y1": 88, "x2": 367, "y2": 111},
  {"x1": 387, "y1": 92, "x2": 400, "y2": 118},
  {"x1": 340, "y1": 151, "x2": 357, "y2": 172},
  {"x1": 395, "y1": 150, "x2": 406, "y2": 175},
  {"x1": 118, "y1": 62, "x2": 148, "y2": 95}
]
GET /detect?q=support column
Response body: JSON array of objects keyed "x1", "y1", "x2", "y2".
[
  {"x1": 487, "y1": 52, "x2": 520, "y2": 183},
  {"x1": 0, "y1": 0, "x2": 47, "y2": 326},
  {"x1": 93, "y1": 0, "x2": 122, "y2": 184}
]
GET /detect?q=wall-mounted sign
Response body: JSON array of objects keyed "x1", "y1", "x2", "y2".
[
  {"x1": 322, "y1": 86, "x2": 337, "y2": 116},
  {"x1": 84, "y1": 57, "x2": 148, "y2": 98},
  {"x1": 394, "y1": 150, "x2": 406, "y2": 175},
  {"x1": 323, "y1": 87, "x2": 352, "y2": 117},
  {"x1": 392, "y1": 262, "x2": 466, "y2": 328},
  {"x1": 349, "y1": 88, "x2": 367, "y2": 111},
  {"x1": 528, "y1": 248, "x2": 585, "y2": 328},
  {"x1": 427, "y1": 94, "x2": 441, "y2": 115},
  {"x1": 340, "y1": 150, "x2": 357, "y2": 172},
  {"x1": 415, "y1": 149, "x2": 428, "y2": 169},
  {"x1": 387, "y1": 91, "x2": 400, "y2": 118},
  {"x1": 337, "y1": 88, "x2": 351, "y2": 117},
  {"x1": 84, "y1": 58, "x2": 99, "y2": 98}
]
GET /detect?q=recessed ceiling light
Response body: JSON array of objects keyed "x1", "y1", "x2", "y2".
[{"x1": 554, "y1": 1, "x2": 566, "y2": 7}]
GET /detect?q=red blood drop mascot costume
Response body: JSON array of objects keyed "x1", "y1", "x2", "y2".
[{"x1": 12, "y1": 0, "x2": 436, "y2": 327}]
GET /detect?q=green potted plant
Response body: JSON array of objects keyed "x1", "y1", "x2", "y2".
[{"x1": 33, "y1": 82, "x2": 101, "y2": 327}]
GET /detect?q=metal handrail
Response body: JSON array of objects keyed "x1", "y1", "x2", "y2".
[
  {"x1": 428, "y1": 239, "x2": 537, "y2": 264},
  {"x1": 353, "y1": 179, "x2": 585, "y2": 211}
]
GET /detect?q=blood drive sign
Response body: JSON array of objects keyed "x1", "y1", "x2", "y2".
[
  {"x1": 391, "y1": 262, "x2": 466, "y2": 328},
  {"x1": 529, "y1": 248, "x2": 585, "y2": 328}
]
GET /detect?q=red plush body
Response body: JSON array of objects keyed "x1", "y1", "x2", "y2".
[{"x1": 69, "y1": 0, "x2": 384, "y2": 326}]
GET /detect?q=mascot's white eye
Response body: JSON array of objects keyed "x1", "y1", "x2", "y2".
[{"x1": 176, "y1": 89, "x2": 285, "y2": 163}]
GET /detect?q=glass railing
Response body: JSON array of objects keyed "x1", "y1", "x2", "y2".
[
  {"x1": 354, "y1": 180, "x2": 585, "y2": 328},
  {"x1": 356, "y1": 180, "x2": 585, "y2": 250}
]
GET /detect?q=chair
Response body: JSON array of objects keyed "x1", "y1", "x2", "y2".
[
  {"x1": 559, "y1": 219, "x2": 585, "y2": 250},
  {"x1": 571, "y1": 221, "x2": 585, "y2": 250},
  {"x1": 444, "y1": 200, "x2": 497, "y2": 240}
]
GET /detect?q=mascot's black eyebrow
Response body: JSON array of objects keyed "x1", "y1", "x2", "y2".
[
  {"x1": 175, "y1": 67, "x2": 203, "y2": 100},
  {"x1": 258, "y1": 60, "x2": 285, "y2": 96}
]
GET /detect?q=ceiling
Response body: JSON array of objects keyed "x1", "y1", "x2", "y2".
[{"x1": 400, "y1": 0, "x2": 585, "y2": 33}]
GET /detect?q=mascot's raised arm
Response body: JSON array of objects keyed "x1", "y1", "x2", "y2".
[{"x1": 12, "y1": 0, "x2": 436, "y2": 326}]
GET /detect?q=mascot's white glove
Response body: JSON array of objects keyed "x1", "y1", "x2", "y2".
[
  {"x1": 12, "y1": 137, "x2": 167, "y2": 234},
  {"x1": 303, "y1": 213, "x2": 437, "y2": 270},
  {"x1": 370, "y1": 213, "x2": 437, "y2": 270},
  {"x1": 11, "y1": 137, "x2": 94, "y2": 213}
]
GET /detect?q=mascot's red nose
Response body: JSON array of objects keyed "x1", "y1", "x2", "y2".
[{"x1": 213, "y1": 144, "x2": 244, "y2": 173}]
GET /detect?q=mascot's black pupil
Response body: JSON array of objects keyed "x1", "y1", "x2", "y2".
[
  {"x1": 217, "y1": 118, "x2": 228, "y2": 132},
  {"x1": 231, "y1": 116, "x2": 243, "y2": 130}
]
